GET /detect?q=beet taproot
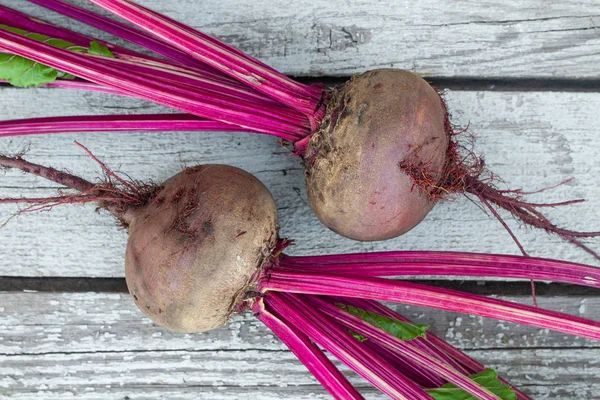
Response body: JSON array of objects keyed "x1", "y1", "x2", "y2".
[
  {"x1": 305, "y1": 69, "x2": 449, "y2": 241},
  {"x1": 124, "y1": 165, "x2": 278, "y2": 332}
]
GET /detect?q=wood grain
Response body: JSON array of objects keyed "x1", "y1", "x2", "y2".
[
  {"x1": 1, "y1": 291, "x2": 599, "y2": 399},
  {"x1": 3, "y1": 0, "x2": 600, "y2": 78},
  {"x1": 1, "y1": 2, "x2": 600, "y2": 398}
]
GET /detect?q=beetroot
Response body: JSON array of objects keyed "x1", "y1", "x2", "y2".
[
  {"x1": 0, "y1": 0, "x2": 598, "y2": 257},
  {"x1": 124, "y1": 165, "x2": 278, "y2": 332},
  {"x1": 305, "y1": 70, "x2": 448, "y2": 240},
  {"x1": 2, "y1": 150, "x2": 600, "y2": 399}
]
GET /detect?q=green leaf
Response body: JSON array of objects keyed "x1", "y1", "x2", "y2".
[
  {"x1": 336, "y1": 304, "x2": 429, "y2": 341},
  {"x1": 349, "y1": 331, "x2": 368, "y2": 342},
  {"x1": 0, "y1": 25, "x2": 113, "y2": 87},
  {"x1": 88, "y1": 41, "x2": 114, "y2": 57},
  {"x1": 426, "y1": 369, "x2": 517, "y2": 400},
  {"x1": 0, "y1": 53, "x2": 57, "y2": 87}
]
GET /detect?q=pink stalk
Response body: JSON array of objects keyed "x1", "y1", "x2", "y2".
[
  {"x1": 282, "y1": 250, "x2": 594, "y2": 265},
  {"x1": 0, "y1": 115, "x2": 256, "y2": 138},
  {"x1": 266, "y1": 292, "x2": 432, "y2": 400},
  {"x1": 361, "y1": 338, "x2": 447, "y2": 388},
  {"x1": 0, "y1": 10, "x2": 303, "y2": 126},
  {"x1": 113, "y1": 55, "x2": 284, "y2": 105},
  {"x1": 0, "y1": 4, "x2": 138, "y2": 58},
  {"x1": 0, "y1": 2, "x2": 209, "y2": 79},
  {"x1": 252, "y1": 298, "x2": 364, "y2": 400},
  {"x1": 126, "y1": 0, "x2": 336, "y2": 124},
  {"x1": 8, "y1": 2, "x2": 239, "y2": 85},
  {"x1": 93, "y1": 55, "x2": 310, "y2": 128},
  {"x1": 123, "y1": 0, "x2": 283, "y2": 74},
  {"x1": 262, "y1": 270, "x2": 600, "y2": 341},
  {"x1": 280, "y1": 252, "x2": 600, "y2": 289},
  {"x1": 308, "y1": 295, "x2": 502, "y2": 400},
  {"x1": 87, "y1": 0, "x2": 323, "y2": 117},
  {"x1": 35, "y1": 80, "x2": 132, "y2": 96},
  {"x1": 26, "y1": 0, "x2": 213, "y2": 70},
  {"x1": 0, "y1": 30, "x2": 306, "y2": 139},
  {"x1": 1, "y1": 79, "x2": 124, "y2": 96},
  {"x1": 343, "y1": 298, "x2": 532, "y2": 400},
  {"x1": 20, "y1": 77, "x2": 288, "y2": 117}
]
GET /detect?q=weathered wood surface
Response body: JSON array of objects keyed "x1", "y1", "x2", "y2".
[
  {"x1": 3, "y1": 0, "x2": 600, "y2": 78},
  {"x1": 1, "y1": 291, "x2": 600, "y2": 399},
  {"x1": 1, "y1": 1, "x2": 600, "y2": 399},
  {"x1": 0, "y1": 88, "x2": 598, "y2": 277}
]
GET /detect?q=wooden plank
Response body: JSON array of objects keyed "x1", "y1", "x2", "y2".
[
  {"x1": 4, "y1": 0, "x2": 600, "y2": 78},
  {"x1": 0, "y1": 88, "x2": 598, "y2": 277},
  {"x1": 1, "y1": 292, "x2": 600, "y2": 399},
  {"x1": 2, "y1": 348, "x2": 599, "y2": 399}
]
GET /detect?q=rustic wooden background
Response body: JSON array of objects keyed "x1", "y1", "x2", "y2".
[{"x1": 1, "y1": 0, "x2": 600, "y2": 398}]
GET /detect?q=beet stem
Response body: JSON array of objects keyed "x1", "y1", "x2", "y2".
[
  {"x1": 280, "y1": 251, "x2": 600, "y2": 289},
  {"x1": 0, "y1": 114, "x2": 255, "y2": 138},
  {"x1": 0, "y1": 29, "x2": 307, "y2": 138},
  {"x1": 336, "y1": 297, "x2": 469, "y2": 375},
  {"x1": 86, "y1": 0, "x2": 323, "y2": 116},
  {"x1": 253, "y1": 298, "x2": 364, "y2": 400},
  {"x1": 308, "y1": 295, "x2": 503, "y2": 400},
  {"x1": 267, "y1": 292, "x2": 431, "y2": 399},
  {"x1": 25, "y1": 0, "x2": 216, "y2": 72},
  {"x1": 344, "y1": 298, "x2": 532, "y2": 400},
  {"x1": 262, "y1": 270, "x2": 600, "y2": 341},
  {"x1": 0, "y1": 3, "x2": 136, "y2": 59}
]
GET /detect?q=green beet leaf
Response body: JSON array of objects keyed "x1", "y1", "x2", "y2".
[
  {"x1": 0, "y1": 25, "x2": 112, "y2": 87},
  {"x1": 349, "y1": 331, "x2": 368, "y2": 342},
  {"x1": 337, "y1": 304, "x2": 429, "y2": 341},
  {"x1": 88, "y1": 41, "x2": 114, "y2": 58},
  {"x1": 426, "y1": 369, "x2": 517, "y2": 400},
  {"x1": 0, "y1": 53, "x2": 58, "y2": 87}
]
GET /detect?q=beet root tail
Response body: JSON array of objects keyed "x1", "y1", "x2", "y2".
[
  {"x1": 398, "y1": 92, "x2": 599, "y2": 260},
  {"x1": 0, "y1": 145, "x2": 159, "y2": 224},
  {"x1": 464, "y1": 175, "x2": 600, "y2": 260}
]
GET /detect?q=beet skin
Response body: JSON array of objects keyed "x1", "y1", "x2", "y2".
[
  {"x1": 124, "y1": 165, "x2": 278, "y2": 333},
  {"x1": 305, "y1": 69, "x2": 449, "y2": 241}
]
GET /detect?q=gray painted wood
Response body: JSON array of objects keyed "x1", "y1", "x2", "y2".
[
  {"x1": 0, "y1": 88, "x2": 598, "y2": 277},
  {"x1": 2, "y1": 0, "x2": 600, "y2": 78},
  {"x1": 3, "y1": 349, "x2": 600, "y2": 399},
  {"x1": 1, "y1": 1, "x2": 600, "y2": 398},
  {"x1": 1, "y1": 291, "x2": 600, "y2": 399}
]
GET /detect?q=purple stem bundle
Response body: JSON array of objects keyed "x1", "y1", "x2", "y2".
[
  {"x1": 307, "y1": 295, "x2": 501, "y2": 400},
  {"x1": 26, "y1": 0, "x2": 215, "y2": 71},
  {"x1": 281, "y1": 251, "x2": 600, "y2": 289},
  {"x1": 245, "y1": 250, "x2": 600, "y2": 398},
  {"x1": 346, "y1": 298, "x2": 532, "y2": 400},
  {"x1": 86, "y1": 0, "x2": 322, "y2": 116},
  {"x1": 266, "y1": 291, "x2": 432, "y2": 399},
  {"x1": 0, "y1": 3, "x2": 137, "y2": 57},
  {"x1": 263, "y1": 269, "x2": 600, "y2": 340},
  {"x1": 0, "y1": 28, "x2": 306, "y2": 138},
  {"x1": 253, "y1": 298, "x2": 364, "y2": 400}
]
